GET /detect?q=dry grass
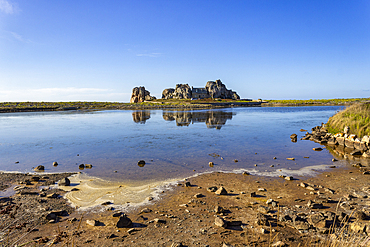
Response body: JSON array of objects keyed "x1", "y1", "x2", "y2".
[{"x1": 327, "y1": 103, "x2": 370, "y2": 137}]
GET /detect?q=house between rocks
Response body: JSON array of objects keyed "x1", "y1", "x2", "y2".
[
  {"x1": 162, "y1": 79, "x2": 240, "y2": 100},
  {"x1": 191, "y1": 87, "x2": 209, "y2": 99}
]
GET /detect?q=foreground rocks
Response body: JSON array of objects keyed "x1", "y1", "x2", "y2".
[
  {"x1": 6, "y1": 163, "x2": 370, "y2": 246},
  {"x1": 0, "y1": 173, "x2": 75, "y2": 245},
  {"x1": 302, "y1": 124, "x2": 370, "y2": 160}
]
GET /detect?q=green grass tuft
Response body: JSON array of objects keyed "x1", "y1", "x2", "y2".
[{"x1": 327, "y1": 103, "x2": 370, "y2": 137}]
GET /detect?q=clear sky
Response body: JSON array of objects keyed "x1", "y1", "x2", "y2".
[{"x1": 0, "y1": 0, "x2": 369, "y2": 102}]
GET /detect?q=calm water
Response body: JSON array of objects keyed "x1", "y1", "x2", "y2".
[{"x1": 0, "y1": 106, "x2": 345, "y2": 183}]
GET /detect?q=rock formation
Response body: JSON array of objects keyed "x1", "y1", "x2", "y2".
[
  {"x1": 130, "y1": 86, "x2": 156, "y2": 103},
  {"x1": 205, "y1": 80, "x2": 240, "y2": 100},
  {"x1": 162, "y1": 88, "x2": 175, "y2": 99},
  {"x1": 162, "y1": 84, "x2": 192, "y2": 99},
  {"x1": 161, "y1": 80, "x2": 240, "y2": 100}
]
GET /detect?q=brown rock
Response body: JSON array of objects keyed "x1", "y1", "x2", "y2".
[
  {"x1": 215, "y1": 186, "x2": 228, "y2": 195},
  {"x1": 116, "y1": 215, "x2": 132, "y2": 228},
  {"x1": 86, "y1": 220, "x2": 99, "y2": 226},
  {"x1": 130, "y1": 86, "x2": 155, "y2": 103},
  {"x1": 214, "y1": 217, "x2": 227, "y2": 227}
]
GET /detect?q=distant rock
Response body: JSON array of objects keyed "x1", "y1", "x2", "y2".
[
  {"x1": 205, "y1": 80, "x2": 240, "y2": 99},
  {"x1": 130, "y1": 86, "x2": 156, "y2": 103},
  {"x1": 162, "y1": 84, "x2": 192, "y2": 99},
  {"x1": 161, "y1": 88, "x2": 175, "y2": 99},
  {"x1": 161, "y1": 79, "x2": 240, "y2": 100}
]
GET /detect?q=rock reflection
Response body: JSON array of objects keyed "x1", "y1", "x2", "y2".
[
  {"x1": 326, "y1": 145, "x2": 370, "y2": 166},
  {"x1": 162, "y1": 110, "x2": 234, "y2": 129},
  {"x1": 132, "y1": 111, "x2": 151, "y2": 124}
]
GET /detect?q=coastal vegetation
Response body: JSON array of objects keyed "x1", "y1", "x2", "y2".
[
  {"x1": 0, "y1": 98, "x2": 369, "y2": 113},
  {"x1": 327, "y1": 102, "x2": 370, "y2": 137},
  {"x1": 0, "y1": 99, "x2": 258, "y2": 113},
  {"x1": 265, "y1": 97, "x2": 370, "y2": 106}
]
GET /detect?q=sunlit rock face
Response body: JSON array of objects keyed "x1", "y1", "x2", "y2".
[
  {"x1": 205, "y1": 79, "x2": 240, "y2": 100},
  {"x1": 130, "y1": 86, "x2": 156, "y2": 103},
  {"x1": 162, "y1": 84, "x2": 192, "y2": 99},
  {"x1": 161, "y1": 88, "x2": 175, "y2": 99},
  {"x1": 161, "y1": 80, "x2": 240, "y2": 100}
]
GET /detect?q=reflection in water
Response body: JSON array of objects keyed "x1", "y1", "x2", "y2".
[
  {"x1": 132, "y1": 111, "x2": 151, "y2": 124},
  {"x1": 162, "y1": 110, "x2": 233, "y2": 129},
  {"x1": 326, "y1": 144, "x2": 370, "y2": 166}
]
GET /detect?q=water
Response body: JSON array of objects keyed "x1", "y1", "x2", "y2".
[{"x1": 0, "y1": 106, "x2": 347, "y2": 208}]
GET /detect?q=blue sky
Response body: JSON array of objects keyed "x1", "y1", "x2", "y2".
[{"x1": 0, "y1": 0, "x2": 369, "y2": 102}]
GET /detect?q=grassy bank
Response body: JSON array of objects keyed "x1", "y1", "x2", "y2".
[
  {"x1": 327, "y1": 102, "x2": 370, "y2": 137},
  {"x1": 0, "y1": 99, "x2": 261, "y2": 113},
  {"x1": 265, "y1": 97, "x2": 370, "y2": 106}
]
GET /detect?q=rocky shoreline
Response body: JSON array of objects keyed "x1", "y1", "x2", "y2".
[{"x1": 302, "y1": 124, "x2": 370, "y2": 161}]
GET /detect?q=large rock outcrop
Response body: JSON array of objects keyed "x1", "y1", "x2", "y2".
[
  {"x1": 162, "y1": 84, "x2": 192, "y2": 99},
  {"x1": 161, "y1": 80, "x2": 240, "y2": 100},
  {"x1": 130, "y1": 86, "x2": 156, "y2": 103},
  {"x1": 205, "y1": 80, "x2": 240, "y2": 100},
  {"x1": 161, "y1": 88, "x2": 175, "y2": 99}
]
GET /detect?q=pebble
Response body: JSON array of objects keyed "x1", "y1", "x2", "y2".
[
  {"x1": 207, "y1": 186, "x2": 217, "y2": 192},
  {"x1": 194, "y1": 193, "x2": 204, "y2": 198},
  {"x1": 215, "y1": 187, "x2": 228, "y2": 195},
  {"x1": 184, "y1": 181, "x2": 192, "y2": 187},
  {"x1": 86, "y1": 220, "x2": 99, "y2": 226},
  {"x1": 140, "y1": 208, "x2": 152, "y2": 213},
  {"x1": 137, "y1": 160, "x2": 145, "y2": 167},
  {"x1": 214, "y1": 217, "x2": 227, "y2": 227},
  {"x1": 34, "y1": 165, "x2": 45, "y2": 172}
]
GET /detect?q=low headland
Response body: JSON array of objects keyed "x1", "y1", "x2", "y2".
[{"x1": 1, "y1": 102, "x2": 370, "y2": 246}]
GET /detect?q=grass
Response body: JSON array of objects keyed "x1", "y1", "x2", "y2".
[
  {"x1": 0, "y1": 99, "x2": 259, "y2": 113},
  {"x1": 327, "y1": 102, "x2": 370, "y2": 137},
  {"x1": 265, "y1": 98, "x2": 370, "y2": 105}
]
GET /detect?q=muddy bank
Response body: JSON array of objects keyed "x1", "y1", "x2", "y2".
[
  {"x1": 0, "y1": 172, "x2": 75, "y2": 246},
  {"x1": 2, "y1": 162, "x2": 370, "y2": 246}
]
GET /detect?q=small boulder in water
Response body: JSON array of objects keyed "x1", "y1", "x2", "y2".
[
  {"x1": 138, "y1": 160, "x2": 146, "y2": 167},
  {"x1": 34, "y1": 165, "x2": 45, "y2": 172},
  {"x1": 58, "y1": 177, "x2": 70, "y2": 186}
]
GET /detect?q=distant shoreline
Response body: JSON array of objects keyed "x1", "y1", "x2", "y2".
[
  {"x1": 0, "y1": 100, "x2": 261, "y2": 113},
  {"x1": 0, "y1": 98, "x2": 368, "y2": 113}
]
